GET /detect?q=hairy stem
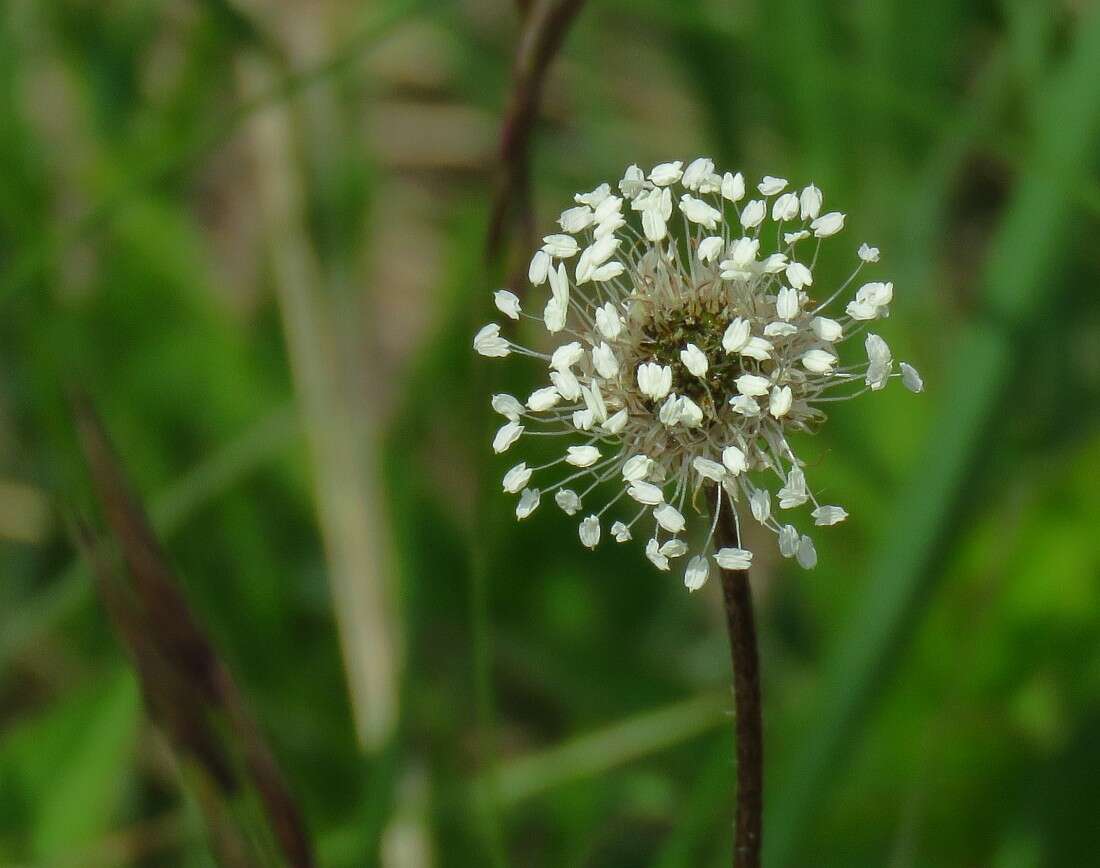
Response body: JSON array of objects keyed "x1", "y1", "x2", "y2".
[{"x1": 714, "y1": 487, "x2": 763, "y2": 867}]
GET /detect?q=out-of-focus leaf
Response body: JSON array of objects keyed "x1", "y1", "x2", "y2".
[
  {"x1": 73, "y1": 396, "x2": 315, "y2": 868},
  {"x1": 766, "y1": 10, "x2": 1100, "y2": 867},
  {"x1": 30, "y1": 668, "x2": 141, "y2": 860}
]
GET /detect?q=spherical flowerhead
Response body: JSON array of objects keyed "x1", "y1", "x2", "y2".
[{"x1": 475, "y1": 160, "x2": 923, "y2": 591}]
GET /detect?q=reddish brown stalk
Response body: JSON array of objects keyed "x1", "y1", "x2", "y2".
[
  {"x1": 714, "y1": 487, "x2": 763, "y2": 868},
  {"x1": 487, "y1": 0, "x2": 587, "y2": 274},
  {"x1": 71, "y1": 394, "x2": 315, "y2": 868}
]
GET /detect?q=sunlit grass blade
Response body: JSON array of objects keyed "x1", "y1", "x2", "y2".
[{"x1": 477, "y1": 693, "x2": 728, "y2": 807}]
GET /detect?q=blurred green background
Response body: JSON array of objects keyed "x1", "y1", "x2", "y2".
[{"x1": 3, "y1": 0, "x2": 1100, "y2": 865}]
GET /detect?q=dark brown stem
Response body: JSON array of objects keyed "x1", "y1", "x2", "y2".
[
  {"x1": 714, "y1": 487, "x2": 763, "y2": 868},
  {"x1": 486, "y1": 0, "x2": 587, "y2": 270}
]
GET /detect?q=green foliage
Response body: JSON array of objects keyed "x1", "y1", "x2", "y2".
[{"x1": 2, "y1": 0, "x2": 1100, "y2": 866}]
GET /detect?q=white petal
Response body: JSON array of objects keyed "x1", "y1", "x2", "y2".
[
  {"x1": 619, "y1": 164, "x2": 647, "y2": 198},
  {"x1": 649, "y1": 160, "x2": 683, "y2": 186},
  {"x1": 785, "y1": 262, "x2": 813, "y2": 290},
  {"x1": 857, "y1": 242, "x2": 880, "y2": 262},
  {"x1": 595, "y1": 302, "x2": 623, "y2": 339},
  {"x1": 761, "y1": 253, "x2": 788, "y2": 274},
  {"x1": 811, "y1": 211, "x2": 845, "y2": 237},
  {"x1": 736, "y1": 374, "x2": 771, "y2": 397},
  {"x1": 658, "y1": 394, "x2": 683, "y2": 427},
  {"x1": 550, "y1": 369, "x2": 581, "y2": 401},
  {"x1": 729, "y1": 395, "x2": 761, "y2": 416},
  {"x1": 565, "y1": 443, "x2": 601, "y2": 467},
  {"x1": 516, "y1": 488, "x2": 540, "y2": 519},
  {"x1": 572, "y1": 409, "x2": 594, "y2": 430},
  {"x1": 555, "y1": 489, "x2": 581, "y2": 515},
  {"x1": 492, "y1": 421, "x2": 523, "y2": 453},
  {"x1": 721, "y1": 171, "x2": 745, "y2": 202},
  {"x1": 749, "y1": 488, "x2": 771, "y2": 523},
  {"x1": 784, "y1": 229, "x2": 810, "y2": 244},
  {"x1": 603, "y1": 408, "x2": 628, "y2": 434},
  {"x1": 810, "y1": 316, "x2": 843, "y2": 342},
  {"x1": 593, "y1": 216, "x2": 625, "y2": 239},
  {"x1": 772, "y1": 192, "x2": 799, "y2": 221},
  {"x1": 715, "y1": 547, "x2": 753, "y2": 570},
  {"x1": 776, "y1": 287, "x2": 801, "y2": 321},
  {"x1": 637, "y1": 363, "x2": 673, "y2": 401},
  {"x1": 812, "y1": 505, "x2": 848, "y2": 526},
  {"x1": 574, "y1": 183, "x2": 610, "y2": 206},
  {"x1": 550, "y1": 341, "x2": 583, "y2": 371},
  {"x1": 628, "y1": 481, "x2": 665, "y2": 505},
  {"x1": 722, "y1": 445, "x2": 747, "y2": 476},
  {"x1": 543, "y1": 297, "x2": 567, "y2": 333},
  {"x1": 680, "y1": 343, "x2": 709, "y2": 376},
  {"x1": 682, "y1": 157, "x2": 715, "y2": 190},
  {"x1": 778, "y1": 468, "x2": 808, "y2": 509},
  {"x1": 740, "y1": 337, "x2": 773, "y2": 361},
  {"x1": 494, "y1": 289, "x2": 521, "y2": 319},
  {"x1": 660, "y1": 538, "x2": 688, "y2": 558},
  {"x1": 900, "y1": 362, "x2": 924, "y2": 393},
  {"x1": 845, "y1": 300, "x2": 880, "y2": 321},
  {"x1": 764, "y1": 321, "x2": 798, "y2": 337},
  {"x1": 865, "y1": 333, "x2": 892, "y2": 365},
  {"x1": 722, "y1": 318, "x2": 751, "y2": 353},
  {"x1": 802, "y1": 349, "x2": 837, "y2": 374},
  {"x1": 698, "y1": 235, "x2": 724, "y2": 263},
  {"x1": 528, "y1": 249, "x2": 550, "y2": 285},
  {"x1": 611, "y1": 520, "x2": 632, "y2": 542},
  {"x1": 593, "y1": 195, "x2": 623, "y2": 223},
  {"x1": 799, "y1": 184, "x2": 822, "y2": 220},
  {"x1": 542, "y1": 234, "x2": 579, "y2": 258},
  {"x1": 684, "y1": 555, "x2": 709, "y2": 591},
  {"x1": 622, "y1": 454, "x2": 653, "y2": 482},
  {"x1": 579, "y1": 515, "x2": 601, "y2": 549},
  {"x1": 679, "y1": 194, "x2": 722, "y2": 228},
  {"x1": 740, "y1": 199, "x2": 766, "y2": 229},
  {"x1": 491, "y1": 393, "x2": 524, "y2": 421},
  {"x1": 526, "y1": 386, "x2": 561, "y2": 411},
  {"x1": 796, "y1": 535, "x2": 818, "y2": 569},
  {"x1": 503, "y1": 463, "x2": 532, "y2": 493},
  {"x1": 473, "y1": 323, "x2": 510, "y2": 357},
  {"x1": 581, "y1": 380, "x2": 607, "y2": 423},
  {"x1": 654, "y1": 503, "x2": 686, "y2": 533},
  {"x1": 642, "y1": 208, "x2": 667, "y2": 242},
  {"x1": 645, "y1": 538, "x2": 670, "y2": 571},
  {"x1": 548, "y1": 261, "x2": 570, "y2": 307},
  {"x1": 693, "y1": 456, "x2": 727, "y2": 482},
  {"x1": 593, "y1": 342, "x2": 619, "y2": 379},
  {"x1": 558, "y1": 205, "x2": 593, "y2": 233},
  {"x1": 758, "y1": 175, "x2": 787, "y2": 195},
  {"x1": 769, "y1": 385, "x2": 793, "y2": 418},
  {"x1": 856, "y1": 281, "x2": 893, "y2": 307},
  {"x1": 778, "y1": 524, "x2": 800, "y2": 557},
  {"x1": 591, "y1": 261, "x2": 625, "y2": 282},
  {"x1": 678, "y1": 396, "x2": 704, "y2": 427}
]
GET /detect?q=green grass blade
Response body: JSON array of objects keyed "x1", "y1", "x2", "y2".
[{"x1": 765, "y1": 10, "x2": 1100, "y2": 866}]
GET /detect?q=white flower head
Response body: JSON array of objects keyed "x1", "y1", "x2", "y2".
[{"x1": 477, "y1": 162, "x2": 922, "y2": 578}]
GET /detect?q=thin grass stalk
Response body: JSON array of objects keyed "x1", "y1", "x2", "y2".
[
  {"x1": 713, "y1": 486, "x2": 762, "y2": 868},
  {"x1": 240, "y1": 54, "x2": 401, "y2": 751}
]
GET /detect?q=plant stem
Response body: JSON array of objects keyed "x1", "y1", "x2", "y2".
[{"x1": 714, "y1": 487, "x2": 763, "y2": 868}]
